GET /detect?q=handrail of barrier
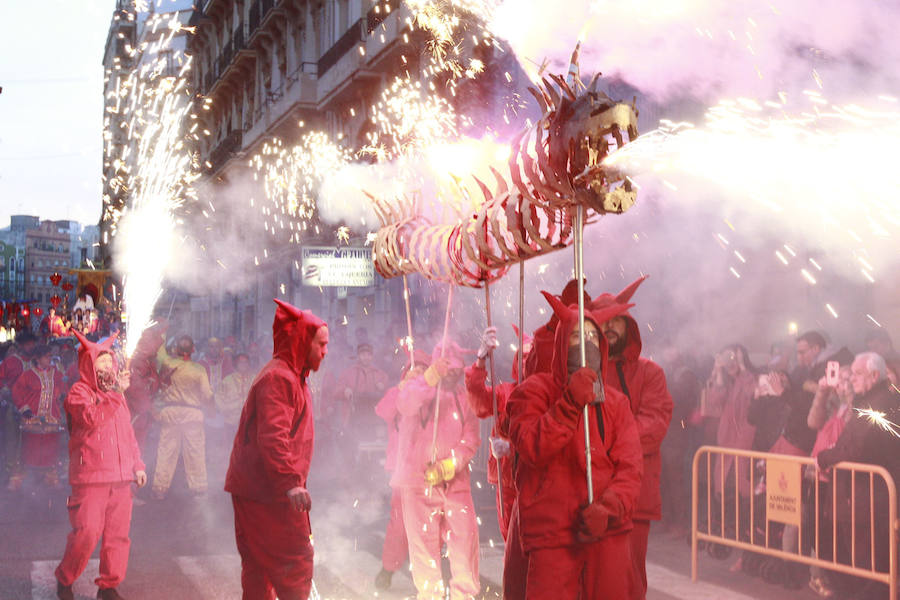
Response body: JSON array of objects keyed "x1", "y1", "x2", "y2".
[{"x1": 691, "y1": 445, "x2": 898, "y2": 599}]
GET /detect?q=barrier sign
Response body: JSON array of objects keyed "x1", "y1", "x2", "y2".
[
  {"x1": 301, "y1": 246, "x2": 374, "y2": 287},
  {"x1": 766, "y1": 458, "x2": 802, "y2": 526}
]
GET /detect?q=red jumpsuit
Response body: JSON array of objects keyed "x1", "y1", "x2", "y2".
[
  {"x1": 12, "y1": 365, "x2": 65, "y2": 469},
  {"x1": 507, "y1": 294, "x2": 644, "y2": 600},
  {"x1": 375, "y1": 385, "x2": 409, "y2": 572},
  {"x1": 391, "y1": 343, "x2": 481, "y2": 600},
  {"x1": 56, "y1": 332, "x2": 145, "y2": 592},
  {"x1": 124, "y1": 325, "x2": 165, "y2": 450},
  {"x1": 591, "y1": 277, "x2": 673, "y2": 600},
  {"x1": 225, "y1": 299, "x2": 325, "y2": 600}
]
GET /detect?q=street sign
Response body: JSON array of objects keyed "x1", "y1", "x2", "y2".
[{"x1": 301, "y1": 246, "x2": 374, "y2": 287}]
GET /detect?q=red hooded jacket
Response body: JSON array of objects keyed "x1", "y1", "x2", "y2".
[
  {"x1": 523, "y1": 279, "x2": 591, "y2": 379},
  {"x1": 591, "y1": 277, "x2": 673, "y2": 521},
  {"x1": 508, "y1": 293, "x2": 643, "y2": 552},
  {"x1": 226, "y1": 299, "x2": 326, "y2": 503},
  {"x1": 64, "y1": 331, "x2": 145, "y2": 485}
]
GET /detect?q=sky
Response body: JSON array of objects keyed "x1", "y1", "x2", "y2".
[{"x1": 0, "y1": 1, "x2": 114, "y2": 229}]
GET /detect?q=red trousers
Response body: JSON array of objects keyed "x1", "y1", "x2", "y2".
[
  {"x1": 525, "y1": 533, "x2": 635, "y2": 600},
  {"x1": 56, "y1": 482, "x2": 133, "y2": 590},
  {"x1": 502, "y1": 500, "x2": 527, "y2": 600},
  {"x1": 232, "y1": 495, "x2": 314, "y2": 600},
  {"x1": 630, "y1": 520, "x2": 650, "y2": 600},
  {"x1": 22, "y1": 431, "x2": 61, "y2": 468},
  {"x1": 382, "y1": 487, "x2": 408, "y2": 571}
]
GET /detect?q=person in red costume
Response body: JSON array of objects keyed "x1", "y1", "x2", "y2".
[
  {"x1": 225, "y1": 299, "x2": 328, "y2": 600},
  {"x1": 1, "y1": 332, "x2": 37, "y2": 484},
  {"x1": 464, "y1": 325, "x2": 516, "y2": 540},
  {"x1": 55, "y1": 331, "x2": 146, "y2": 600},
  {"x1": 391, "y1": 340, "x2": 481, "y2": 600},
  {"x1": 373, "y1": 349, "x2": 430, "y2": 591},
  {"x1": 124, "y1": 323, "x2": 166, "y2": 452},
  {"x1": 9, "y1": 344, "x2": 66, "y2": 490},
  {"x1": 523, "y1": 279, "x2": 590, "y2": 379},
  {"x1": 507, "y1": 291, "x2": 644, "y2": 600},
  {"x1": 592, "y1": 276, "x2": 673, "y2": 600}
]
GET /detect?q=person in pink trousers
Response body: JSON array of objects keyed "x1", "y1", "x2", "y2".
[
  {"x1": 56, "y1": 331, "x2": 146, "y2": 600},
  {"x1": 390, "y1": 341, "x2": 481, "y2": 600}
]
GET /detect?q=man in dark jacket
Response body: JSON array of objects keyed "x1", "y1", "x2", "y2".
[
  {"x1": 593, "y1": 277, "x2": 673, "y2": 600},
  {"x1": 817, "y1": 352, "x2": 900, "y2": 599},
  {"x1": 225, "y1": 299, "x2": 327, "y2": 600}
]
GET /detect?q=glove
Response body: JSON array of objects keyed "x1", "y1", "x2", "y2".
[
  {"x1": 477, "y1": 326, "x2": 500, "y2": 359},
  {"x1": 577, "y1": 502, "x2": 610, "y2": 542},
  {"x1": 565, "y1": 367, "x2": 598, "y2": 409},
  {"x1": 286, "y1": 486, "x2": 312, "y2": 512},
  {"x1": 424, "y1": 457, "x2": 457, "y2": 486},
  {"x1": 489, "y1": 436, "x2": 511, "y2": 459},
  {"x1": 423, "y1": 357, "x2": 450, "y2": 387}
]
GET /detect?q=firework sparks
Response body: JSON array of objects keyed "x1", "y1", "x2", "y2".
[
  {"x1": 855, "y1": 408, "x2": 900, "y2": 438},
  {"x1": 105, "y1": 11, "x2": 198, "y2": 357}
]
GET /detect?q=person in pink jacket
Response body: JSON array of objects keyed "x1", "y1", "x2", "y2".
[
  {"x1": 390, "y1": 340, "x2": 481, "y2": 600},
  {"x1": 56, "y1": 331, "x2": 146, "y2": 600},
  {"x1": 374, "y1": 349, "x2": 431, "y2": 591}
]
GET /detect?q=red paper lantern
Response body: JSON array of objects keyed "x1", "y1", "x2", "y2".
[
  {"x1": 50, "y1": 272, "x2": 62, "y2": 286},
  {"x1": 34, "y1": 307, "x2": 43, "y2": 317},
  {"x1": 21, "y1": 307, "x2": 29, "y2": 317},
  {"x1": 61, "y1": 282, "x2": 74, "y2": 292},
  {"x1": 50, "y1": 295, "x2": 62, "y2": 308}
]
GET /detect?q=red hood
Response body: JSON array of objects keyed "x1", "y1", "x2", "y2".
[
  {"x1": 541, "y1": 291, "x2": 634, "y2": 388},
  {"x1": 540, "y1": 278, "x2": 591, "y2": 332},
  {"x1": 589, "y1": 276, "x2": 647, "y2": 363},
  {"x1": 72, "y1": 329, "x2": 118, "y2": 391},
  {"x1": 272, "y1": 298, "x2": 326, "y2": 376}
]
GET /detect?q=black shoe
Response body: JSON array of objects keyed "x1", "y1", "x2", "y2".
[
  {"x1": 97, "y1": 588, "x2": 126, "y2": 600},
  {"x1": 375, "y1": 568, "x2": 394, "y2": 591},
  {"x1": 56, "y1": 581, "x2": 74, "y2": 600}
]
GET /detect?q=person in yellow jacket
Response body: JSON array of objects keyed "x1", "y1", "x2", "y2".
[
  {"x1": 216, "y1": 353, "x2": 254, "y2": 433},
  {"x1": 151, "y1": 335, "x2": 213, "y2": 499}
]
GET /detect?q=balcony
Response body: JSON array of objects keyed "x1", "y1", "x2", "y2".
[
  {"x1": 202, "y1": 24, "x2": 255, "y2": 97},
  {"x1": 248, "y1": 0, "x2": 281, "y2": 41},
  {"x1": 318, "y1": 20, "x2": 364, "y2": 77},
  {"x1": 206, "y1": 129, "x2": 243, "y2": 174},
  {"x1": 366, "y1": 0, "x2": 401, "y2": 34}
]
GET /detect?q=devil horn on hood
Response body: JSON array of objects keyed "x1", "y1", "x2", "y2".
[
  {"x1": 541, "y1": 290, "x2": 575, "y2": 323},
  {"x1": 100, "y1": 330, "x2": 119, "y2": 352},
  {"x1": 615, "y1": 275, "x2": 648, "y2": 304},
  {"x1": 592, "y1": 302, "x2": 635, "y2": 326},
  {"x1": 273, "y1": 298, "x2": 304, "y2": 318},
  {"x1": 72, "y1": 329, "x2": 90, "y2": 349}
]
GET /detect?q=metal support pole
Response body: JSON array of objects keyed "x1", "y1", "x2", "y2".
[
  {"x1": 402, "y1": 275, "x2": 414, "y2": 369},
  {"x1": 484, "y1": 281, "x2": 504, "y2": 522},
  {"x1": 518, "y1": 261, "x2": 525, "y2": 385},
  {"x1": 574, "y1": 204, "x2": 594, "y2": 503},
  {"x1": 430, "y1": 284, "x2": 454, "y2": 464}
]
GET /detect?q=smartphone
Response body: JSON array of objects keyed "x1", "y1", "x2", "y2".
[{"x1": 826, "y1": 361, "x2": 840, "y2": 386}]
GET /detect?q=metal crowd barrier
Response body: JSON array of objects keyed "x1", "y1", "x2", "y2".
[{"x1": 691, "y1": 445, "x2": 898, "y2": 598}]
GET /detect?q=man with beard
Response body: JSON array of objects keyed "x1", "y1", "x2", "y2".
[
  {"x1": 508, "y1": 292, "x2": 643, "y2": 599},
  {"x1": 226, "y1": 299, "x2": 328, "y2": 600},
  {"x1": 391, "y1": 340, "x2": 481, "y2": 600},
  {"x1": 593, "y1": 277, "x2": 673, "y2": 600},
  {"x1": 56, "y1": 331, "x2": 146, "y2": 600}
]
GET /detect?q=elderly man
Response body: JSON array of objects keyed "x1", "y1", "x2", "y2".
[
  {"x1": 592, "y1": 277, "x2": 672, "y2": 600},
  {"x1": 817, "y1": 352, "x2": 900, "y2": 600},
  {"x1": 56, "y1": 331, "x2": 145, "y2": 600},
  {"x1": 226, "y1": 299, "x2": 328, "y2": 600}
]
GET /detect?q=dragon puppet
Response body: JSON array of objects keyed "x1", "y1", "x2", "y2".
[{"x1": 371, "y1": 49, "x2": 640, "y2": 287}]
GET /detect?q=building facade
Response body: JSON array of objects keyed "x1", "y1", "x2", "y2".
[{"x1": 24, "y1": 221, "x2": 72, "y2": 310}]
